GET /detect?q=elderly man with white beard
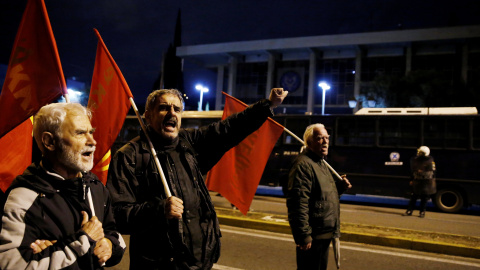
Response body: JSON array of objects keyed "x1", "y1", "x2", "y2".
[{"x1": 0, "y1": 103, "x2": 125, "y2": 270}]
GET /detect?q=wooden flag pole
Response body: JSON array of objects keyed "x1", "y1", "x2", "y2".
[{"x1": 129, "y1": 97, "x2": 172, "y2": 198}]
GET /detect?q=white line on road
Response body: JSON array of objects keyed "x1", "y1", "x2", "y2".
[
  {"x1": 221, "y1": 228, "x2": 293, "y2": 242},
  {"x1": 221, "y1": 227, "x2": 480, "y2": 268},
  {"x1": 345, "y1": 245, "x2": 480, "y2": 268},
  {"x1": 212, "y1": 264, "x2": 245, "y2": 270}
]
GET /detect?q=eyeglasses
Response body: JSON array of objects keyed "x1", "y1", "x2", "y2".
[{"x1": 157, "y1": 103, "x2": 182, "y2": 113}]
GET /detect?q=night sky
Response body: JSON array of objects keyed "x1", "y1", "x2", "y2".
[{"x1": 1, "y1": 0, "x2": 480, "y2": 109}]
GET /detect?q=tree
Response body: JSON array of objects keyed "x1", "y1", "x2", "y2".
[{"x1": 361, "y1": 69, "x2": 478, "y2": 108}]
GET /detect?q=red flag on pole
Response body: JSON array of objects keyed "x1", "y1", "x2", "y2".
[
  {"x1": 0, "y1": 119, "x2": 33, "y2": 192},
  {"x1": 0, "y1": 0, "x2": 67, "y2": 138},
  {"x1": 88, "y1": 29, "x2": 133, "y2": 184},
  {"x1": 206, "y1": 92, "x2": 284, "y2": 215},
  {"x1": 0, "y1": 0, "x2": 67, "y2": 191}
]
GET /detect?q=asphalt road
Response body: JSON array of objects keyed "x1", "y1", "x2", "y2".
[
  {"x1": 215, "y1": 225, "x2": 480, "y2": 270},
  {"x1": 106, "y1": 194, "x2": 480, "y2": 270},
  {"x1": 210, "y1": 193, "x2": 480, "y2": 238}
]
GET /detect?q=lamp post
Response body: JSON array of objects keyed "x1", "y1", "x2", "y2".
[
  {"x1": 318, "y1": 81, "x2": 330, "y2": 115},
  {"x1": 195, "y1": 84, "x2": 209, "y2": 111}
]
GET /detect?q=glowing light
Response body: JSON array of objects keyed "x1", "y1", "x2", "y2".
[{"x1": 318, "y1": 81, "x2": 330, "y2": 115}]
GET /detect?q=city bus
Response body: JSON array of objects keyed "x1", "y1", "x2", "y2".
[{"x1": 113, "y1": 107, "x2": 480, "y2": 213}]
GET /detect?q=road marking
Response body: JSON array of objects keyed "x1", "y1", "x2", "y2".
[
  {"x1": 221, "y1": 228, "x2": 480, "y2": 268},
  {"x1": 213, "y1": 264, "x2": 244, "y2": 270},
  {"x1": 345, "y1": 245, "x2": 480, "y2": 268},
  {"x1": 221, "y1": 228, "x2": 293, "y2": 242},
  {"x1": 261, "y1": 215, "x2": 288, "y2": 223}
]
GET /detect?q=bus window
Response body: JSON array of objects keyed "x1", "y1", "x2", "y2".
[
  {"x1": 474, "y1": 118, "x2": 480, "y2": 149},
  {"x1": 283, "y1": 117, "x2": 310, "y2": 145},
  {"x1": 444, "y1": 118, "x2": 469, "y2": 149},
  {"x1": 378, "y1": 118, "x2": 420, "y2": 147},
  {"x1": 423, "y1": 118, "x2": 443, "y2": 148},
  {"x1": 182, "y1": 119, "x2": 203, "y2": 129},
  {"x1": 424, "y1": 118, "x2": 469, "y2": 149},
  {"x1": 336, "y1": 117, "x2": 375, "y2": 146}
]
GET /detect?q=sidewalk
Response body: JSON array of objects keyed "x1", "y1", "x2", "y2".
[{"x1": 211, "y1": 192, "x2": 480, "y2": 259}]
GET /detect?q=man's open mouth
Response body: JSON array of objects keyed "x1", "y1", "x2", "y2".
[
  {"x1": 82, "y1": 148, "x2": 95, "y2": 158},
  {"x1": 164, "y1": 118, "x2": 177, "y2": 130}
]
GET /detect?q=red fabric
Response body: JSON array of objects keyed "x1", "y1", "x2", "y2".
[
  {"x1": 88, "y1": 29, "x2": 133, "y2": 184},
  {"x1": 0, "y1": 119, "x2": 33, "y2": 192},
  {"x1": 90, "y1": 150, "x2": 111, "y2": 186},
  {"x1": 0, "y1": 0, "x2": 67, "y2": 138},
  {"x1": 206, "y1": 92, "x2": 284, "y2": 215}
]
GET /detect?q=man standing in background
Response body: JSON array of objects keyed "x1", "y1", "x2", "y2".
[
  {"x1": 403, "y1": 146, "x2": 436, "y2": 218},
  {"x1": 287, "y1": 123, "x2": 351, "y2": 270}
]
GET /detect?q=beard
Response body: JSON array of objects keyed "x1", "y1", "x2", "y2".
[{"x1": 58, "y1": 141, "x2": 96, "y2": 173}]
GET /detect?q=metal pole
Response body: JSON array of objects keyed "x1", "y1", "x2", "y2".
[
  {"x1": 322, "y1": 88, "x2": 326, "y2": 115},
  {"x1": 199, "y1": 90, "x2": 204, "y2": 111}
]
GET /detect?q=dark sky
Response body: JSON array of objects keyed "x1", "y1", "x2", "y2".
[{"x1": 1, "y1": 0, "x2": 480, "y2": 108}]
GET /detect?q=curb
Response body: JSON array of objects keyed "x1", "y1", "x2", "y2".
[{"x1": 216, "y1": 208, "x2": 480, "y2": 259}]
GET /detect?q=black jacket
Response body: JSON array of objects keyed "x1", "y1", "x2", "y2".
[
  {"x1": 286, "y1": 149, "x2": 346, "y2": 245},
  {"x1": 0, "y1": 162, "x2": 125, "y2": 269},
  {"x1": 106, "y1": 99, "x2": 273, "y2": 269},
  {"x1": 410, "y1": 155, "x2": 437, "y2": 195}
]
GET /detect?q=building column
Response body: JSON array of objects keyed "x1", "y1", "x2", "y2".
[
  {"x1": 306, "y1": 50, "x2": 317, "y2": 114},
  {"x1": 353, "y1": 49, "x2": 362, "y2": 112},
  {"x1": 215, "y1": 65, "x2": 225, "y2": 110},
  {"x1": 461, "y1": 44, "x2": 468, "y2": 84},
  {"x1": 266, "y1": 52, "x2": 277, "y2": 98},
  {"x1": 405, "y1": 44, "x2": 413, "y2": 74},
  {"x1": 227, "y1": 56, "x2": 238, "y2": 96}
]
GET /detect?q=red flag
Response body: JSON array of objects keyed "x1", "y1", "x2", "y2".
[
  {"x1": 0, "y1": 0, "x2": 66, "y2": 191},
  {"x1": 0, "y1": 0, "x2": 67, "y2": 138},
  {"x1": 88, "y1": 29, "x2": 133, "y2": 184},
  {"x1": 0, "y1": 119, "x2": 33, "y2": 192},
  {"x1": 206, "y1": 92, "x2": 284, "y2": 215}
]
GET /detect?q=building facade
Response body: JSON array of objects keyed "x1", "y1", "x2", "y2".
[{"x1": 177, "y1": 25, "x2": 480, "y2": 114}]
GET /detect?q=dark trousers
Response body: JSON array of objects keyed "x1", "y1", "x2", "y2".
[
  {"x1": 407, "y1": 193, "x2": 430, "y2": 212},
  {"x1": 296, "y1": 238, "x2": 332, "y2": 270}
]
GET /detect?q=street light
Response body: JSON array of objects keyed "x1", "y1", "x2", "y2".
[
  {"x1": 195, "y1": 84, "x2": 209, "y2": 111},
  {"x1": 348, "y1": 97, "x2": 357, "y2": 109},
  {"x1": 318, "y1": 81, "x2": 330, "y2": 115}
]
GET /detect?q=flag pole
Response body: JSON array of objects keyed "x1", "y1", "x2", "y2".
[
  {"x1": 129, "y1": 97, "x2": 172, "y2": 198},
  {"x1": 283, "y1": 127, "x2": 343, "y2": 181}
]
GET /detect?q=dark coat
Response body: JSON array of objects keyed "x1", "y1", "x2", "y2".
[
  {"x1": 106, "y1": 99, "x2": 273, "y2": 269},
  {"x1": 0, "y1": 163, "x2": 125, "y2": 270},
  {"x1": 410, "y1": 155, "x2": 437, "y2": 195},
  {"x1": 286, "y1": 149, "x2": 347, "y2": 245}
]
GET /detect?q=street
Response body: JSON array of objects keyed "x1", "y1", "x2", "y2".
[
  {"x1": 215, "y1": 225, "x2": 480, "y2": 270},
  {"x1": 107, "y1": 194, "x2": 480, "y2": 270},
  {"x1": 211, "y1": 193, "x2": 480, "y2": 237}
]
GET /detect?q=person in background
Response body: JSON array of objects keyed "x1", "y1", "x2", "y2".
[
  {"x1": 286, "y1": 123, "x2": 351, "y2": 270},
  {"x1": 107, "y1": 88, "x2": 287, "y2": 270},
  {"x1": 0, "y1": 103, "x2": 125, "y2": 269},
  {"x1": 403, "y1": 146, "x2": 436, "y2": 218}
]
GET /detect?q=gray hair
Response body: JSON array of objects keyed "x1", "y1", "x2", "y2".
[
  {"x1": 145, "y1": 89, "x2": 184, "y2": 113},
  {"x1": 303, "y1": 123, "x2": 326, "y2": 147},
  {"x1": 33, "y1": 103, "x2": 91, "y2": 153}
]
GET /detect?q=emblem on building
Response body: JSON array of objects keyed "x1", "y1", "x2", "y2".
[{"x1": 280, "y1": 71, "x2": 301, "y2": 92}]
